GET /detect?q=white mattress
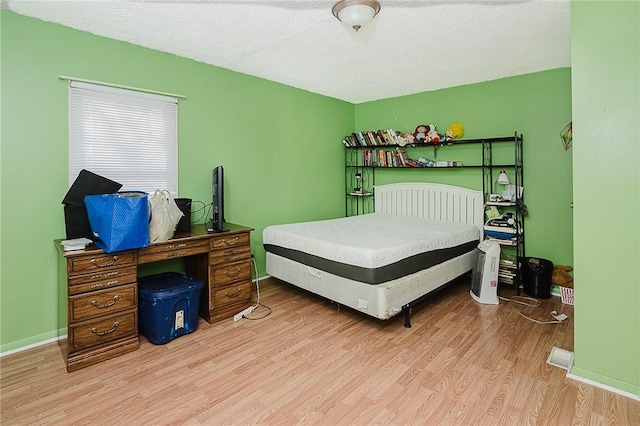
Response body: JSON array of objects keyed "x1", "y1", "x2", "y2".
[
  {"x1": 267, "y1": 250, "x2": 476, "y2": 320},
  {"x1": 263, "y1": 212, "x2": 480, "y2": 269}
]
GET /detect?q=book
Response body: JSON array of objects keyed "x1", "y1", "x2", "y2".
[
  {"x1": 395, "y1": 147, "x2": 408, "y2": 167},
  {"x1": 61, "y1": 237, "x2": 92, "y2": 251},
  {"x1": 487, "y1": 237, "x2": 517, "y2": 246},
  {"x1": 354, "y1": 132, "x2": 366, "y2": 146},
  {"x1": 484, "y1": 230, "x2": 516, "y2": 240},
  {"x1": 387, "y1": 129, "x2": 399, "y2": 145},
  {"x1": 435, "y1": 160, "x2": 463, "y2": 167},
  {"x1": 484, "y1": 225, "x2": 517, "y2": 233}
]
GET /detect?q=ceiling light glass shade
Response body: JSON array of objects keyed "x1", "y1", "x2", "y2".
[
  {"x1": 497, "y1": 170, "x2": 510, "y2": 185},
  {"x1": 332, "y1": 0, "x2": 381, "y2": 32}
]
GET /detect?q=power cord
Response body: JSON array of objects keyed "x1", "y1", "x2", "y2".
[
  {"x1": 191, "y1": 200, "x2": 211, "y2": 224},
  {"x1": 187, "y1": 200, "x2": 210, "y2": 224},
  {"x1": 498, "y1": 295, "x2": 568, "y2": 325},
  {"x1": 243, "y1": 257, "x2": 272, "y2": 320}
]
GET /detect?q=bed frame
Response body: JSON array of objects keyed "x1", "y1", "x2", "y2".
[{"x1": 266, "y1": 182, "x2": 484, "y2": 327}]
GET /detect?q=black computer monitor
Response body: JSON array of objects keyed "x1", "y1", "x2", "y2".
[{"x1": 207, "y1": 165, "x2": 228, "y2": 232}]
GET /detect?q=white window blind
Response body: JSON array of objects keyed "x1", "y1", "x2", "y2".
[{"x1": 68, "y1": 81, "x2": 178, "y2": 195}]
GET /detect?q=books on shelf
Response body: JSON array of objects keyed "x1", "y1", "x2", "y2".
[
  {"x1": 483, "y1": 225, "x2": 517, "y2": 240},
  {"x1": 485, "y1": 201, "x2": 516, "y2": 207},
  {"x1": 486, "y1": 237, "x2": 517, "y2": 246},
  {"x1": 360, "y1": 148, "x2": 409, "y2": 167},
  {"x1": 396, "y1": 147, "x2": 408, "y2": 167},
  {"x1": 498, "y1": 254, "x2": 518, "y2": 285},
  {"x1": 342, "y1": 129, "x2": 401, "y2": 147},
  {"x1": 498, "y1": 253, "x2": 518, "y2": 285},
  {"x1": 435, "y1": 160, "x2": 463, "y2": 167}
]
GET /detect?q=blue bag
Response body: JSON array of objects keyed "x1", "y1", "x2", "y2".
[{"x1": 84, "y1": 191, "x2": 149, "y2": 253}]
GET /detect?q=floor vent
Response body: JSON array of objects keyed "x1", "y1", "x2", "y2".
[{"x1": 547, "y1": 346, "x2": 574, "y2": 371}]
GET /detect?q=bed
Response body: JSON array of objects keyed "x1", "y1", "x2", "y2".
[{"x1": 263, "y1": 183, "x2": 484, "y2": 327}]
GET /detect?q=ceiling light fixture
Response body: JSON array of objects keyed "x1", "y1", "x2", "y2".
[{"x1": 332, "y1": 0, "x2": 381, "y2": 32}]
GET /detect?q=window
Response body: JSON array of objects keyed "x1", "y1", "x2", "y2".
[{"x1": 68, "y1": 81, "x2": 178, "y2": 195}]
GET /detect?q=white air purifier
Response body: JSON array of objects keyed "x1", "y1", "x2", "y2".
[{"x1": 470, "y1": 240, "x2": 500, "y2": 304}]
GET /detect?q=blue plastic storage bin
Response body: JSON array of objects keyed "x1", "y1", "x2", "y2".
[{"x1": 138, "y1": 272, "x2": 204, "y2": 345}]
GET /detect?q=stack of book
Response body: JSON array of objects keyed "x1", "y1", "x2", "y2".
[
  {"x1": 498, "y1": 255, "x2": 518, "y2": 285},
  {"x1": 61, "y1": 237, "x2": 92, "y2": 252},
  {"x1": 361, "y1": 147, "x2": 409, "y2": 167},
  {"x1": 484, "y1": 218, "x2": 518, "y2": 245},
  {"x1": 342, "y1": 129, "x2": 400, "y2": 147}
]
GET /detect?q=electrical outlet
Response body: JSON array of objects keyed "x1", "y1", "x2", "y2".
[{"x1": 233, "y1": 306, "x2": 255, "y2": 322}]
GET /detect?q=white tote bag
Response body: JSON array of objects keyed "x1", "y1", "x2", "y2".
[{"x1": 148, "y1": 190, "x2": 184, "y2": 242}]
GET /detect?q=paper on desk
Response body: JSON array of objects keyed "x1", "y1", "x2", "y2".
[{"x1": 61, "y1": 237, "x2": 92, "y2": 251}]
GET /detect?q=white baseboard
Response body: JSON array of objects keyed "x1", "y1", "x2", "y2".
[
  {"x1": 2, "y1": 276, "x2": 273, "y2": 358},
  {"x1": 0, "y1": 334, "x2": 66, "y2": 358},
  {"x1": 567, "y1": 370, "x2": 640, "y2": 401},
  {"x1": 253, "y1": 274, "x2": 271, "y2": 284}
]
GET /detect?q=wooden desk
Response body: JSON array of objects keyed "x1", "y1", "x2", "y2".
[{"x1": 55, "y1": 223, "x2": 253, "y2": 372}]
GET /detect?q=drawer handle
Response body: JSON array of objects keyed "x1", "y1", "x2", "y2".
[
  {"x1": 224, "y1": 267, "x2": 242, "y2": 278},
  {"x1": 90, "y1": 280, "x2": 119, "y2": 290},
  {"x1": 222, "y1": 237, "x2": 239, "y2": 246},
  {"x1": 166, "y1": 243, "x2": 187, "y2": 250},
  {"x1": 167, "y1": 251, "x2": 188, "y2": 258},
  {"x1": 91, "y1": 321, "x2": 119, "y2": 337},
  {"x1": 224, "y1": 289, "x2": 242, "y2": 298},
  {"x1": 91, "y1": 295, "x2": 120, "y2": 309},
  {"x1": 90, "y1": 271, "x2": 119, "y2": 280},
  {"x1": 91, "y1": 256, "x2": 119, "y2": 268},
  {"x1": 227, "y1": 255, "x2": 241, "y2": 261}
]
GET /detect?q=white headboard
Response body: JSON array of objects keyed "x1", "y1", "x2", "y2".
[{"x1": 374, "y1": 183, "x2": 485, "y2": 231}]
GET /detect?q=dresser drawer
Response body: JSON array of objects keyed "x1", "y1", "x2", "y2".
[
  {"x1": 211, "y1": 259, "x2": 252, "y2": 287},
  {"x1": 210, "y1": 244, "x2": 251, "y2": 266},
  {"x1": 211, "y1": 281, "x2": 252, "y2": 309},
  {"x1": 68, "y1": 266, "x2": 137, "y2": 296},
  {"x1": 210, "y1": 233, "x2": 250, "y2": 251},
  {"x1": 69, "y1": 310, "x2": 137, "y2": 352},
  {"x1": 67, "y1": 251, "x2": 137, "y2": 276},
  {"x1": 69, "y1": 284, "x2": 137, "y2": 322},
  {"x1": 137, "y1": 239, "x2": 209, "y2": 264}
]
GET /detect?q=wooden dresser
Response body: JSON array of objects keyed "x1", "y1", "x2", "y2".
[
  {"x1": 190, "y1": 230, "x2": 253, "y2": 323},
  {"x1": 56, "y1": 223, "x2": 253, "y2": 372}
]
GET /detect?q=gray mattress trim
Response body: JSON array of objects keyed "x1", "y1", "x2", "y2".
[{"x1": 263, "y1": 240, "x2": 479, "y2": 285}]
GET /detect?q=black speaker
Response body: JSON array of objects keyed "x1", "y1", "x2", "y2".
[
  {"x1": 62, "y1": 170, "x2": 122, "y2": 239},
  {"x1": 174, "y1": 198, "x2": 192, "y2": 233}
]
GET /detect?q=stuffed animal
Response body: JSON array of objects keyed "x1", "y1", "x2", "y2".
[
  {"x1": 427, "y1": 124, "x2": 442, "y2": 144},
  {"x1": 446, "y1": 122, "x2": 465, "y2": 141},
  {"x1": 396, "y1": 132, "x2": 414, "y2": 146},
  {"x1": 552, "y1": 265, "x2": 574, "y2": 289},
  {"x1": 413, "y1": 124, "x2": 430, "y2": 144}
]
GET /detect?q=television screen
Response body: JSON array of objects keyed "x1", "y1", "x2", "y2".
[{"x1": 207, "y1": 165, "x2": 228, "y2": 232}]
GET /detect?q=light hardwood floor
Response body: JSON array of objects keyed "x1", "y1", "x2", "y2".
[{"x1": 2, "y1": 277, "x2": 638, "y2": 425}]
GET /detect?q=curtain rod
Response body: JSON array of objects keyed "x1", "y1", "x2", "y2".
[{"x1": 58, "y1": 75, "x2": 186, "y2": 99}]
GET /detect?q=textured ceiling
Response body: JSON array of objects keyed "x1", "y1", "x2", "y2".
[{"x1": 3, "y1": 0, "x2": 571, "y2": 104}]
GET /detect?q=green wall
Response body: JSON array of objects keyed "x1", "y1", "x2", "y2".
[
  {"x1": 571, "y1": 0, "x2": 640, "y2": 396},
  {"x1": 355, "y1": 69, "x2": 574, "y2": 267},
  {"x1": 0, "y1": 10, "x2": 353, "y2": 351},
  {"x1": 3, "y1": 0, "x2": 636, "y2": 402}
]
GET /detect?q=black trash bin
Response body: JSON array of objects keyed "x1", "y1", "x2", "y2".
[{"x1": 522, "y1": 257, "x2": 553, "y2": 298}]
